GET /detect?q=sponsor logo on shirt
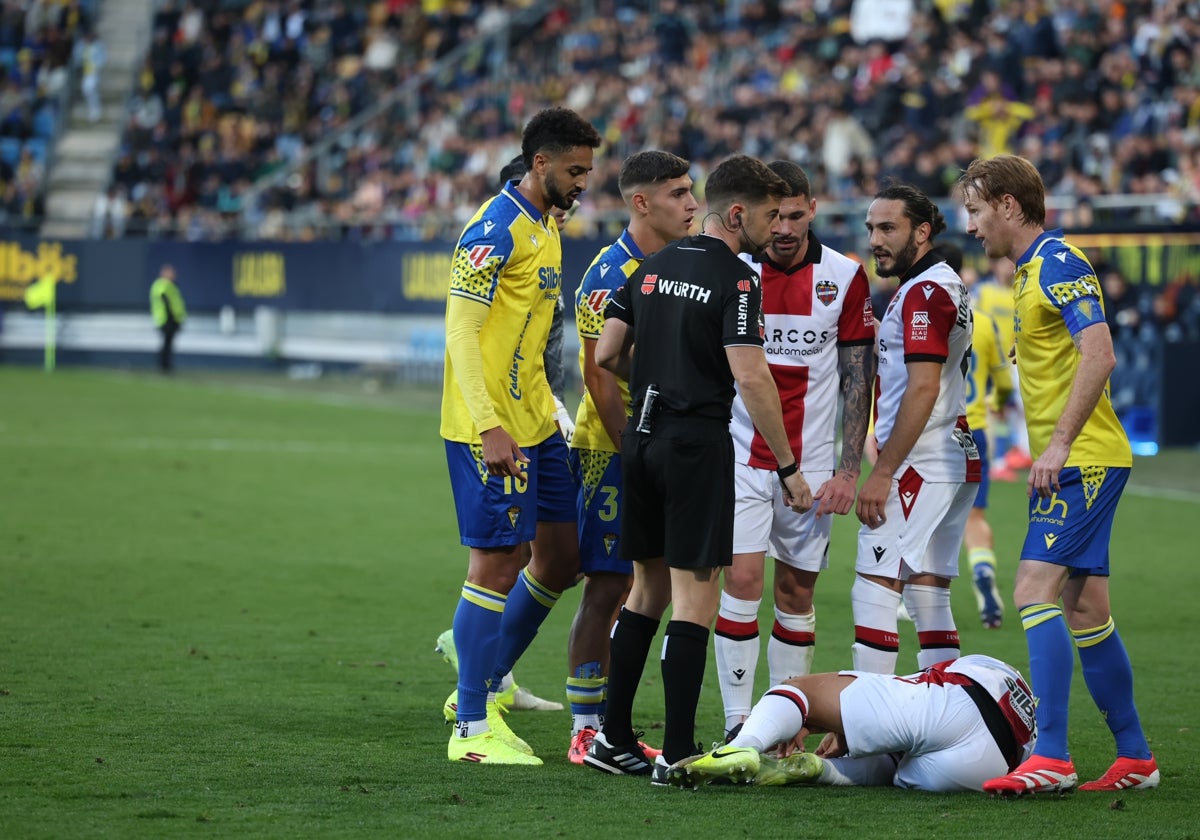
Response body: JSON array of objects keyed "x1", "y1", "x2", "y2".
[
  {"x1": 467, "y1": 245, "x2": 494, "y2": 268},
  {"x1": 641, "y1": 273, "x2": 658, "y2": 294},
  {"x1": 910, "y1": 310, "x2": 929, "y2": 342}
]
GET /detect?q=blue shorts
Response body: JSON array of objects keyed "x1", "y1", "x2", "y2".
[
  {"x1": 973, "y1": 429, "x2": 990, "y2": 509},
  {"x1": 569, "y1": 448, "x2": 632, "y2": 576},
  {"x1": 1020, "y1": 466, "x2": 1129, "y2": 575},
  {"x1": 445, "y1": 434, "x2": 577, "y2": 548}
]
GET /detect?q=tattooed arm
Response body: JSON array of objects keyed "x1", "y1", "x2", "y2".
[{"x1": 812, "y1": 342, "x2": 877, "y2": 517}]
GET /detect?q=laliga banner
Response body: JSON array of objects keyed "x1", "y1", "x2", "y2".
[{"x1": 0, "y1": 232, "x2": 1195, "y2": 313}]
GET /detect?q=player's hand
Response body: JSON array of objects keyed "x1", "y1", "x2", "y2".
[
  {"x1": 480, "y1": 425, "x2": 530, "y2": 478},
  {"x1": 814, "y1": 732, "x2": 848, "y2": 758},
  {"x1": 855, "y1": 469, "x2": 891, "y2": 528},
  {"x1": 1028, "y1": 441, "x2": 1068, "y2": 499},
  {"x1": 553, "y1": 396, "x2": 575, "y2": 444},
  {"x1": 775, "y1": 732, "x2": 808, "y2": 758},
  {"x1": 781, "y1": 471, "x2": 813, "y2": 513},
  {"x1": 813, "y1": 470, "x2": 858, "y2": 518}
]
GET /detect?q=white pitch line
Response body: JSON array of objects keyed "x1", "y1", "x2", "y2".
[
  {"x1": 0, "y1": 436, "x2": 416, "y2": 457},
  {"x1": 1125, "y1": 484, "x2": 1200, "y2": 504}
]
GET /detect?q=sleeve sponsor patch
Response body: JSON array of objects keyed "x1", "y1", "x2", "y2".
[
  {"x1": 1046, "y1": 277, "x2": 1100, "y2": 307},
  {"x1": 910, "y1": 310, "x2": 929, "y2": 341}
]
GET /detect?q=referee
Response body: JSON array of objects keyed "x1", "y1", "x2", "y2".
[{"x1": 584, "y1": 155, "x2": 814, "y2": 780}]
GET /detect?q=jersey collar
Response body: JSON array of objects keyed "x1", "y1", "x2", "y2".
[
  {"x1": 898, "y1": 247, "x2": 946, "y2": 286},
  {"x1": 764, "y1": 229, "x2": 824, "y2": 275},
  {"x1": 501, "y1": 179, "x2": 549, "y2": 223},
  {"x1": 617, "y1": 228, "x2": 647, "y2": 261},
  {"x1": 1017, "y1": 228, "x2": 1065, "y2": 266}
]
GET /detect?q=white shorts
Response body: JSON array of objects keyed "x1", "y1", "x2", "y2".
[
  {"x1": 838, "y1": 671, "x2": 1011, "y2": 792},
  {"x1": 732, "y1": 463, "x2": 833, "y2": 572},
  {"x1": 854, "y1": 469, "x2": 976, "y2": 580}
]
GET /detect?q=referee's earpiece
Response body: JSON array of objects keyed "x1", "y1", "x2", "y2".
[{"x1": 733, "y1": 211, "x2": 743, "y2": 230}]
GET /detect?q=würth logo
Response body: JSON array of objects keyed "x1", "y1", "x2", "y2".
[
  {"x1": 468, "y1": 245, "x2": 494, "y2": 268},
  {"x1": 737, "y1": 279, "x2": 752, "y2": 293},
  {"x1": 641, "y1": 274, "x2": 658, "y2": 294}
]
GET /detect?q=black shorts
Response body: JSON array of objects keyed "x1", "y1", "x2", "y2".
[{"x1": 619, "y1": 415, "x2": 733, "y2": 569}]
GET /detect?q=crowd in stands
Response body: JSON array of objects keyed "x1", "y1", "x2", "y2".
[
  {"x1": 98, "y1": 0, "x2": 1198, "y2": 250},
  {"x1": 0, "y1": 0, "x2": 93, "y2": 230}
]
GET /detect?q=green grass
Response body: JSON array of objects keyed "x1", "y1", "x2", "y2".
[{"x1": 1, "y1": 367, "x2": 1196, "y2": 839}]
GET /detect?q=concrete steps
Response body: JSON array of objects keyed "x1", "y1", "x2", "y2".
[{"x1": 41, "y1": 0, "x2": 159, "y2": 237}]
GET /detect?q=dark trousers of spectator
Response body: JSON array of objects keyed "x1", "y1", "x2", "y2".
[{"x1": 159, "y1": 323, "x2": 178, "y2": 372}]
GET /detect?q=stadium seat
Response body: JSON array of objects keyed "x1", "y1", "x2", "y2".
[
  {"x1": 0, "y1": 135, "x2": 21, "y2": 168},
  {"x1": 23, "y1": 136, "x2": 47, "y2": 164},
  {"x1": 32, "y1": 104, "x2": 57, "y2": 139},
  {"x1": 0, "y1": 47, "x2": 15, "y2": 73}
]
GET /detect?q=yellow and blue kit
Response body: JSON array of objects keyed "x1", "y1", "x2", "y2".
[
  {"x1": 1014, "y1": 229, "x2": 1131, "y2": 570},
  {"x1": 440, "y1": 180, "x2": 564, "y2": 446}
]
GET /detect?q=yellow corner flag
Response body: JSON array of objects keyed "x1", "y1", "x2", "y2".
[
  {"x1": 24, "y1": 272, "x2": 57, "y2": 371},
  {"x1": 24, "y1": 273, "x2": 57, "y2": 310}
]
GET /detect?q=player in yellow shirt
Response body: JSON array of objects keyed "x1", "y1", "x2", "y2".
[
  {"x1": 442, "y1": 107, "x2": 601, "y2": 765},
  {"x1": 960, "y1": 154, "x2": 1158, "y2": 795},
  {"x1": 565, "y1": 150, "x2": 698, "y2": 764},
  {"x1": 935, "y1": 244, "x2": 1013, "y2": 629},
  {"x1": 974, "y1": 258, "x2": 1032, "y2": 476},
  {"x1": 962, "y1": 307, "x2": 1012, "y2": 626}
]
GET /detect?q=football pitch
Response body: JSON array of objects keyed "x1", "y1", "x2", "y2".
[{"x1": 1, "y1": 366, "x2": 1196, "y2": 839}]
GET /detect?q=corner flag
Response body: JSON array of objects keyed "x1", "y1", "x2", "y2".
[
  {"x1": 24, "y1": 273, "x2": 57, "y2": 371},
  {"x1": 24, "y1": 274, "x2": 56, "y2": 309}
]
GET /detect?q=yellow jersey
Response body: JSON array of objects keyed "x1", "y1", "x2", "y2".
[
  {"x1": 1013, "y1": 230, "x2": 1131, "y2": 467},
  {"x1": 965, "y1": 309, "x2": 1011, "y2": 431},
  {"x1": 440, "y1": 182, "x2": 563, "y2": 445},
  {"x1": 571, "y1": 229, "x2": 645, "y2": 453},
  {"x1": 975, "y1": 279, "x2": 1015, "y2": 358}
]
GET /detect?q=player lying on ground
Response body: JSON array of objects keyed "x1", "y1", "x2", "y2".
[{"x1": 668, "y1": 654, "x2": 1035, "y2": 793}]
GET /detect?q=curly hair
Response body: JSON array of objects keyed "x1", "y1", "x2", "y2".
[
  {"x1": 520, "y1": 107, "x2": 602, "y2": 169},
  {"x1": 704, "y1": 154, "x2": 788, "y2": 214},
  {"x1": 874, "y1": 181, "x2": 947, "y2": 238}
]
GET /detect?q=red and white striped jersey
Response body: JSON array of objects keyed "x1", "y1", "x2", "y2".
[
  {"x1": 907, "y1": 654, "x2": 1037, "y2": 753},
  {"x1": 731, "y1": 235, "x2": 875, "y2": 471},
  {"x1": 874, "y1": 254, "x2": 980, "y2": 483}
]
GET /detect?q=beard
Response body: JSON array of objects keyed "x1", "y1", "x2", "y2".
[
  {"x1": 875, "y1": 232, "x2": 920, "y2": 278},
  {"x1": 544, "y1": 171, "x2": 576, "y2": 212}
]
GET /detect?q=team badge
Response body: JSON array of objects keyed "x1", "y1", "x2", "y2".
[
  {"x1": 815, "y1": 279, "x2": 837, "y2": 306},
  {"x1": 603, "y1": 533, "x2": 618, "y2": 556},
  {"x1": 507, "y1": 506, "x2": 521, "y2": 529},
  {"x1": 641, "y1": 274, "x2": 658, "y2": 294}
]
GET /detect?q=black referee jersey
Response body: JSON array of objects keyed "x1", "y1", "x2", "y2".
[{"x1": 604, "y1": 234, "x2": 765, "y2": 421}]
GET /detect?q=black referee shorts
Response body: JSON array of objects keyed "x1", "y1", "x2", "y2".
[{"x1": 619, "y1": 415, "x2": 734, "y2": 569}]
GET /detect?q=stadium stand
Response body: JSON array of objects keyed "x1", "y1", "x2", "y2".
[{"x1": 75, "y1": 0, "x2": 1196, "y2": 245}]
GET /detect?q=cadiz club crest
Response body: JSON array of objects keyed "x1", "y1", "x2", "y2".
[
  {"x1": 603, "y1": 533, "x2": 618, "y2": 556},
  {"x1": 507, "y1": 506, "x2": 521, "y2": 529},
  {"x1": 815, "y1": 279, "x2": 837, "y2": 306}
]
